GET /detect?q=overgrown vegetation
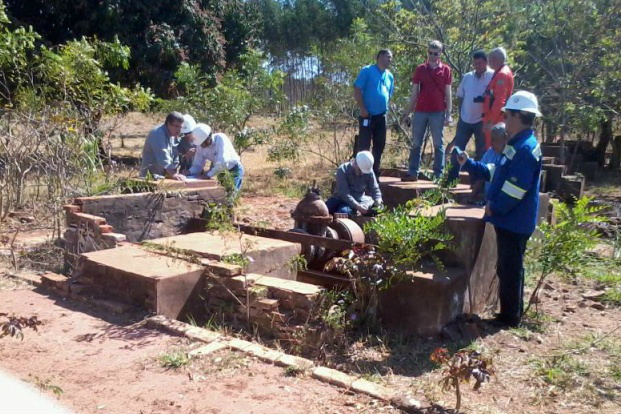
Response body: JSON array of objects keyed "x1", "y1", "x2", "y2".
[{"x1": 525, "y1": 197, "x2": 605, "y2": 314}]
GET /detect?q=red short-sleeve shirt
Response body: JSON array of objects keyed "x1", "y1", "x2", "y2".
[{"x1": 412, "y1": 62, "x2": 452, "y2": 112}]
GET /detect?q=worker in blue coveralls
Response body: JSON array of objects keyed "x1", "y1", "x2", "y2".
[{"x1": 457, "y1": 90, "x2": 543, "y2": 327}]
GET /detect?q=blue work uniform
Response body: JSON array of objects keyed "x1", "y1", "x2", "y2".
[{"x1": 462, "y1": 128, "x2": 542, "y2": 325}]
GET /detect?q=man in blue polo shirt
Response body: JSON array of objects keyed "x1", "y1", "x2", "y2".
[{"x1": 354, "y1": 49, "x2": 394, "y2": 176}]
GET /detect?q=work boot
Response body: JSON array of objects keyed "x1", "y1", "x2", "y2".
[{"x1": 401, "y1": 174, "x2": 418, "y2": 182}]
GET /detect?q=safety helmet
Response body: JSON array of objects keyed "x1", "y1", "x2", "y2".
[
  {"x1": 192, "y1": 123, "x2": 212, "y2": 146},
  {"x1": 355, "y1": 151, "x2": 374, "y2": 174},
  {"x1": 502, "y1": 90, "x2": 542, "y2": 117},
  {"x1": 181, "y1": 114, "x2": 197, "y2": 134}
]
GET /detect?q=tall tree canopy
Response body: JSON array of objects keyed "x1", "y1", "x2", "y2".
[{"x1": 5, "y1": 0, "x2": 261, "y2": 95}]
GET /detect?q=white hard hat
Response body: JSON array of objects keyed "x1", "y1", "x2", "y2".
[
  {"x1": 192, "y1": 123, "x2": 212, "y2": 146},
  {"x1": 502, "y1": 90, "x2": 542, "y2": 117},
  {"x1": 181, "y1": 114, "x2": 197, "y2": 134},
  {"x1": 355, "y1": 151, "x2": 374, "y2": 174}
]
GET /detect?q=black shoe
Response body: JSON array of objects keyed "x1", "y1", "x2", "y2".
[{"x1": 491, "y1": 313, "x2": 520, "y2": 328}]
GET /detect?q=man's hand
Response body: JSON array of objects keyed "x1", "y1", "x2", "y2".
[
  {"x1": 456, "y1": 151, "x2": 469, "y2": 166},
  {"x1": 172, "y1": 173, "x2": 187, "y2": 182},
  {"x1": 182, "y1": 147, "x2": 196, "y2": 161},
  {"x1": 357, "y1": 206, "x2": 369, "y2": 215},
  {"x1": 401, "y1": 112, "x2": 411, "y2": 128},
  {"x1": 360, "y1": 108, "x2": 369, "y2": 119},
  {"x1": 444, "y1": 113, "x2": 453, "y2": 127},
  {"x1": 484, "y1": 202, "x2": 493, "y2": 216},
  {"x1": 446, "y1": 142, "x2": 455, "y2": 156}
]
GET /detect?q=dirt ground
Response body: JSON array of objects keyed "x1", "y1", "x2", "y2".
[
  {"x1": 1, "y1": 113, "x2": 620, "y2": 414},
  {"x1": 0, "y1": 287, "x2": 398, "y2": 414}
]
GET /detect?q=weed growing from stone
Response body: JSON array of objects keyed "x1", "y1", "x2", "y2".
[{"x1": 159, "y1": 351, "x2": 190, "y2": 369}]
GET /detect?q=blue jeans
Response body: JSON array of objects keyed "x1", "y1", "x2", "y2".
[
  {"x1": 230, "y1": 163, "x2": 244, "y2": 191},
  {"x1": 447, "y1": 119, "x2": 485, "y2": 182},
  {"x1": 325, "y1": 197, "x2": 354, "y2": 216},
  {"x1": 407, "y1": 111, "x2": 445, "y2": 177}
]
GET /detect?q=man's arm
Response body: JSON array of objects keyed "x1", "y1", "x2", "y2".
[
  {"x1": 401, "y1": 83, "x2": 419, "y2": 123},
  {"x1": 488, "y1": 72, "x2": 510, "y2": 121},
  {"x1": 445, "y1": 84, "x2": 453, "y2": 124},
  {"x1": 368, "y1": 173, "x2": 383, "y2": 204},
  {"x1": 460, "y1": 157, "x2": 493, "y2": 182},
  {"x1": 354, "y1": 87, "x2": 368, "y2": 118},
  {"x1": 149, "y1": 132, "x2": 177, "y2": 177},
  {"x1": 206, "y1": 136, "x2": 228, "y2": 178},
  {"x1": 188, "y1": 148, "x2": 206, "y2": 176},
  {"x1": 488, "y1": 149, "x2": 538, "y2": 217},
  {"x1": 335, "y1": 169, "x2": 362, "y2": 211}
]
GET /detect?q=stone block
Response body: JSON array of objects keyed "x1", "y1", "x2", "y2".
[
  {"x1": 148, "y1": 233, "x2": 301, "y2": 280},
  {"x1": 185, "y1": 327, "x2": 222, "y2": 343},
  {"x1": 98, "y1": 225, "x2": 114, "y2": 234},
  {"x1": 541, "y1": 144, "x2": 569, "y2": 161},
  {"x1": 63, "y1": 204, "x2": 81, "y2": 214},
  {"x1": 542, "y1": 164, "x2": 565, "y2": 191},
  {"x1": 242, "y1": 343, "x2": 284, "y2": 363},
  {"x1": 73, "y1": 245, "x2": 206, "y2": 319},
  {"x1": 101, "y1": 233, "x2": 127, "y2": 244},
  {"x1": 558, "y1": 175, "x2": 585, "y2": 201},
  {"x1": 577, "y1": 161, "x2": 598, "y2": 181},
  {"x1": 379, "y1": 267, "x2": 469, "y2": 336},
  {"x1": 201, "y1": 259, "x2": 242, "y2": 277},
  {"x1": 379, "y1": 177, "x2": 471, "y2": 208},
  {"x1": 188, "y1": 342, "x2": 227, "y2": 358},
  {"x1": 274, "y1": 354, "x2": 314, "y2": 371},
  {"x1": 351, "y1": 379, "x2": 392, "y2": 401},
  {"x1": 312, "y1": 367, "x2": 355, "y2": 388},
  {"x1": 75, "y1": 187, "x2": 227, "y2": 242},
  {"x1": 41, "y1": 272, "x2": 69, "y2": 295}
]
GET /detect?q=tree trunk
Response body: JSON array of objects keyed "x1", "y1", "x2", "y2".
[
  {"x1": 610, "y1": 135, "x2": 621, "y2": 170},
  {"x1": 595, "y1": 118, "x2": 613, "y2": 167}
]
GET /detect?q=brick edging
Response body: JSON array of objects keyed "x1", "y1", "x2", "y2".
[{"x1": 145, "y1": 315, "x2": 425, "y2": 413}]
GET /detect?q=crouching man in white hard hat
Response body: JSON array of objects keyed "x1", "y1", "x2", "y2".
[
  {"x1": 325, "y1": 151, "x2": 383, "y2": 216},
  {"x1": 456, "y1": 90, "x2": 543, "y2": 328},
  {"x1": 184, "y1": 123, "x2": 244, "y2": 191},
  {"x1": 177, "y1": 114, "x2": 197, "y2": 173}
]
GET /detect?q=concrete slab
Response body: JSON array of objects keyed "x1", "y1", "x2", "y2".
[
  {"x1": 379, "y1": 177, "x2": 471, "y2": 208},
  {"x1": 148, "y1": 232, "x2": 302, "y2": 280},
  {"x1": 379, "y1": 267, "x2": 468, "y2": 336},
  {"x1": 74, "y1": 187, "x2": 227, "y2": 242},
  {"x1": 73, "y1": 245, "x2": 205, "y2": 319}
]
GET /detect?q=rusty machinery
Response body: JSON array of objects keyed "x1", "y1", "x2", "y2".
[{"x1": 290, "y1": 187, "x2": 365, "y2": 266}]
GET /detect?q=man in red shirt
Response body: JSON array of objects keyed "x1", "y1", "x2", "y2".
[
  {"x1": 483, "y1": 47, "x2": 514, "y2": 149},
  {"x1": 401, "y1": 40, "x2": 453, "y2": 181}
]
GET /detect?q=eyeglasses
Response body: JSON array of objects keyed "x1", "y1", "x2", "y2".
[{"x1": 428, "y1": 50, "x2": 440, "y2": 57}]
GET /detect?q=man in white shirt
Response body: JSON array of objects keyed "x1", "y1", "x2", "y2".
[
  {"x1": 185, "y1": 123, "x2": 244, "y2": 191},
  {"x1": 446, "y1": 50, "x2": 494, "y2": 182}
]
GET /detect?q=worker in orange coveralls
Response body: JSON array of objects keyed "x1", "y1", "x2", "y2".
[{"x1": 483, "y1": 47, "x2": 514, "y2": 149}]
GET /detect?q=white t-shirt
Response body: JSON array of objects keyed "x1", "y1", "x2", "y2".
[{"x1": 456, "y1": 69, "x2": 494, "y2": 124}]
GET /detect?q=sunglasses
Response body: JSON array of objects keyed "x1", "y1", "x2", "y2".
[{"x1": 428, "y1": 50, "x2": 441, "y2": 56}]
